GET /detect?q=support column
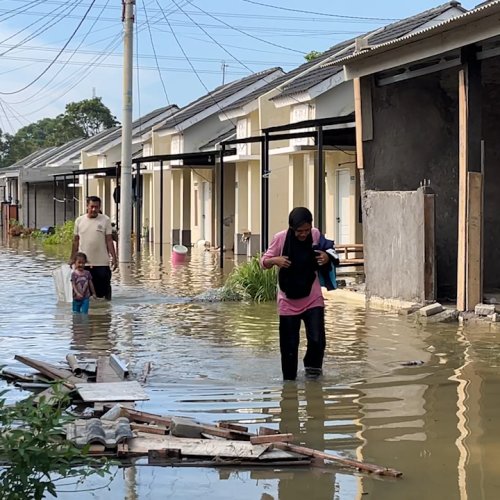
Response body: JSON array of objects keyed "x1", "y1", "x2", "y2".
[
  {"x1": 234, "y1": 163, "x2": 249, "y2": 255},
  {"x1": 171, "y1": 170, "x2": 181, "y2": 245},
  {"x1": 457, "y1": 48, "x2": 483, "y2": 312},
  {"x1": 180, "y1": 168, "x2": 191, "y2": 247}
]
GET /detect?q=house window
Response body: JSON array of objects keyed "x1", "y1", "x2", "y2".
[
  {"x1": 236, "y1": 118, "x2": 249, "y2": 156},
  {"x1": 290, "y1": 104, "x2": 312, "y2": 147}
]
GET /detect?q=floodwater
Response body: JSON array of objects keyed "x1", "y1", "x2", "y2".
[{"x1": 1, "y1": 236, "x2": 500, "y2": 500}]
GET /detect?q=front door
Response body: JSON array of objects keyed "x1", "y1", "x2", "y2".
[
  {"x1": 200, "y1": 182, "x2": 211, "y2": 242},
  {"x1": 336, "y1": 169, "x2": 350, "y2": 244}
]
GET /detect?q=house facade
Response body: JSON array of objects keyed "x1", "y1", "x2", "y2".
[{"x1": 340, "y1": 1, "x2": 500, "y2": 309}]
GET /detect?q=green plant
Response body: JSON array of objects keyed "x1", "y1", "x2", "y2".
[
  {"x1": 223, "y1": 255, "x2": 278, "y2": 302},
  {"x1": 43, "y1": 220, "x2": 75, "y2": 246},
  {"x1": 0, "y1": 386, "x2": 112, "y2": 500}
]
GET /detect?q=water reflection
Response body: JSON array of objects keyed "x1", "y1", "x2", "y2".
[{"x1": 2, "y1": 236, "x2": 500, "y2": 499}]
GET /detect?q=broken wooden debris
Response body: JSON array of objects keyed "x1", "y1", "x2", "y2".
[
  {"x1": 109, "y1": 354, "x2": 129, "y2": 379},
  {"x1": 250, "y1": 433, "x2": 294, "y2": 445},
  {"x1": 75, "y1": 381, "x2": 149, "y2": 402},
  {"x1": 272, "y1": 442, "x2": 403, "y2": 477},
  {"x1": 5, "y1": 355, "x2": 403, "y2": 476}
]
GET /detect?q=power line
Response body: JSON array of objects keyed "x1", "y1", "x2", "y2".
[
  {"x1": 0, "y1": 42, "x2": 302, "y2": 67},
  {"x1": 6, "y1": 1, "x2": 394, "y2": 24},
  {"x1": 0, "y1": 0, "x2": 97, "y2": 95},
  {"x1": 8, "y1": 0, "x2": 111, "y2": 106},
  {"x1": 240, "y1": 0, "x2": 400, "y2": 21},
  {"x1": 183, "y1": 0, "x2": 304, "y2": 55},
  {"x1": 140, "y1": 0, "x2": 179, "y2": 131},
  {"x1": 0, "y1": 0, "x2": 45, "y2": 22},
  {"x1": 0, "y1": 0, "x2": 79, "y2": 50},
  {"x1": 154, "y1": 0, "x2": 237, "y2": 127}
]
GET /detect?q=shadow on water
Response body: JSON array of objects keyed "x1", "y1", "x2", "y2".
[{"x1": 2, "y1": 236, "x2": 500, "y2": 499}]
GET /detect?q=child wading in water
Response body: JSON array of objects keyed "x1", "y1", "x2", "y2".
[{"x1": 71, "y1": 252, "x2": 96, "y2": 313}]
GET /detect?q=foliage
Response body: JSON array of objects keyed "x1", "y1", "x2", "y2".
[
  {"x1": 64, "y1": 98, "x2": 118, "y2": 138},
  {"x1": 304, "y1": 50, "x2": 322, "y2": 61},
  {"x1": 0, "y1": 98, "x2": 118, "y2": 168},
  {"x1": 0, "y1": 387, "x2": 112, "y2": 500},
  {"x1": 223, "y1": 255, "x2": 278, "y2": 302},
  {"x1": 44, "y1": 220, "x2": 75, "y2": 246}
]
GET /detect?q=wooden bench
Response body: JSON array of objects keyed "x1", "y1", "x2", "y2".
[{"x1": 335, "y1": 244, "x2": 364, "y2": 267}]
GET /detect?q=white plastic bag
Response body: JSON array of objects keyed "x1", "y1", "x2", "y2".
[{"x1": 53, "y1": 264, "x2": 73, "y2": 303}]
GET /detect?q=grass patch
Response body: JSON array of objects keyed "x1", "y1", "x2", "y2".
[
  {"x1": 32, "y1": 220, "x2": 74, "y2": 246},
  {"x1": 223, "y1": 255, "x2": 278, "y2": 302}
]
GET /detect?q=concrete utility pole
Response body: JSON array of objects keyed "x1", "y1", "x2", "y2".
[{"x1": 118, "y1": 0, "x2": 135, "y2": 262}]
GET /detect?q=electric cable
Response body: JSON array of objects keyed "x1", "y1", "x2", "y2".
[
  {"x1": 0, "y1": 0, "x2": 97, "y2": 95},
  {"x1": 241, "y1": 0, "x2": 399, "y2": 21}
]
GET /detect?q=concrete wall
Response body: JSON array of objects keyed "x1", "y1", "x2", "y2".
[
  {"x1": 482, "y1": 56, "x2": 500, "y2": 290},
  {"x1": 21, "y1": 181, "x2": 77, "y2": 229},
  {"x1": 363, "y1": 190, "x2": 426, "y2": 302},
  {"x1": 363, "y1": 69, "x2": 459, "y2": 299}
]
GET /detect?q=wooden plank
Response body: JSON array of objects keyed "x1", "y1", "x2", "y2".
[
  {"x1": 128, "y1": 434, "x2": 269, "y2": 459},
  {"x1": 354, "y1": 78, "x2": 364, "y2": 170},
  {"x1": 75, "y1": 381, "x2": 149, "y2": 402},
  {"x1": 250, "y1": 433, "x2": 294, "y2": 445},
  {"x1": 96, "y1": 356, "x2": 122, "y2": 383},
  {"x1": 467, "y1": 172, "x2": 483, "y2": 309},
  {"x1": 15, "y1": 356, "x2": 80, "y2": 388},
  {"x1": 130, "y1": 423, "x2": 168, "y2": 435},
  {"x1": 273, "y1": 443, "x2": 402, "y2": 477},
  {"x1": 423, "y1": 193, "x2": 436, "y2": 301},
  {"x1": 33, "y1": 385, "x2": 73, "y2": 405},
  {"x1": 109, "y1": 354, "x2": 129, "y2": 379},
  {"x1": 115, "y1": 407, "x2": 173, "y2": 427},
  {"x1": 218, "y1": 422, "x2": 249, "y2": 433},
  {"x1": 258, "y1": 426, "x2": 280, "y2": 436},
  {"x1": 171, "y1": 416, "x2": 252, "y2": 441}
]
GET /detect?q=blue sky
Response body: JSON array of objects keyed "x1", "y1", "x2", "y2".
[{"x1": 0, "y1": 0, "x2": 478, "y2": 133}]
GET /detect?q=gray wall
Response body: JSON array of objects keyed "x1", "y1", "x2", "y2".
[
  {"x1": 363, "y1": 69, "x2": 459, "y2": 299},
  {"x1": 363, "y1": 190, "x2": 426, "y2": 302},
  {"x1": 482, "y1": 56, "x2": 500, "y2": 290},
  {"x1": 22, "y1": 182, "x2": 78, "y2": 229}
]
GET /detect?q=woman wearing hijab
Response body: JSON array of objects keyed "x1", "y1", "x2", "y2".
[{"x1": 261, "y1": 207, "x2": 331, "y2": 381}]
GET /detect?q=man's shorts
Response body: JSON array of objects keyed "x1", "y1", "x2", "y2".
[{"x1": 86, "y1": 266, "x2": 112, "y2": 300}]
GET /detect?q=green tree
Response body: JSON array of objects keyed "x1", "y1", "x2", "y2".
[
  {"x1": 304, "y1": 50, "x2": 322, "y2": 61},
  {"x1": 0, "y1": 97, "x2": 118, "y2": 168},
  {"x1": 64, "y1": 97, "x2": 118, "y2": 138}
]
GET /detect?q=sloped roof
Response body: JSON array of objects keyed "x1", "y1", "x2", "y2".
[
  {"x1": 86, "y1": 104, "x2": 178, "y2": 153},
  {"x1": 273, "y1": 1, "x2": 466, "y2": 99},
  {"x1": 338, "y1": 0, "x2": 500, "y2": 67},
  {"x1": 199, "y1": 127, "x2": 236, "y2": 150},
  {"x1": 156, "y1": 68, "x2": 282, "y2": 132}
]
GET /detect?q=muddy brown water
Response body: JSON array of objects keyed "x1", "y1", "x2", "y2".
[{"x1": 1, "y1": 236, "x2": 500, "y2": 500}]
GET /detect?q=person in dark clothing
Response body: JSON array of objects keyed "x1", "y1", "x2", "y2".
[{"x1": 261, "y1": 207, "x2": 334, "y2": 380}]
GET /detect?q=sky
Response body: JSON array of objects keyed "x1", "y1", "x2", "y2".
[{"x1": 0, "y1": 0, "x2": 479, "y2": 134}]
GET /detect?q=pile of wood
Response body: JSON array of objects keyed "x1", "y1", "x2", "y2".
[{"x1": 0, "y1": 354, "x2": 402, "y2": 477}]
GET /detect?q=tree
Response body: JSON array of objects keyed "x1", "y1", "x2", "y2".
[
  {"x1": 64, "y1": 97, "x2": 118, "y2": 138},
  {"x1": 304, "y1": 50, "x2": 322, "y2": 62},
  {"x1": 0, "y1": 97, "x2": 118, "y2": 168}
]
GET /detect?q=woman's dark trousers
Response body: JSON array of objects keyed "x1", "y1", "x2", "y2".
[{"x1": 279, "y1": 306, "x2": 325, "y2": 380}]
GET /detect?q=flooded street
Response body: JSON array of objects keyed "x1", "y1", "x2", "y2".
[{"x1": 1, "y1": 236, "x2": 500, "y2": 500}]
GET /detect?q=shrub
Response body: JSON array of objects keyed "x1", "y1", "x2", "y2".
[
  {"x1": 223, "y1": 255, "x2": 278, "y2": 302},
  {"x1": 0, "y1": 387, "x2": 112, "y2": 500},
  {"x1": 32, "y1": 220, "x2": 75, "y2": 246}
]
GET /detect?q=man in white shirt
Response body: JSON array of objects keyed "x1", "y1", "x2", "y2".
[{"x1": 70, "y1": 196, "x2": 117, "y2": 300}]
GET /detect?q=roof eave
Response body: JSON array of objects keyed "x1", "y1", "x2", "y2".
[{"x1": 342, "y1": 2, "x2": 500, "y2": 79}]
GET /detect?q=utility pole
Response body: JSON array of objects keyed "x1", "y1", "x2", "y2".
[{"x1": 118, "y1": 0, "x2": 135, "y2": 262}]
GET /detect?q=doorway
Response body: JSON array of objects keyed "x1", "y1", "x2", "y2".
[{"x1": 336, "y1": 169, "x2": 351, "y2": 244}]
